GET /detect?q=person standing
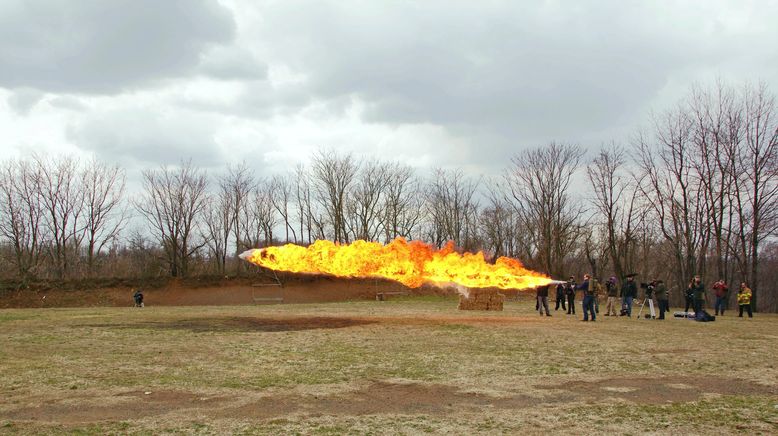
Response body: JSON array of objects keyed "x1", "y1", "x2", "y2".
[
  {"x1": 565, "y1": 276, "x2": 576, "y2": 315},
  {"x1": 713, "y1": 279, "x2": 729, "y2": 316},
  {"x1": 620, "y1": 274, "x2": 638, "y2": 317},
  {"x1": 684, "y1": 281, "x2": 694, "y2": 313},
  {"x1": 577, "y1": 274, "x2": 596, "y2": 322},
  {"x1": 737, "y1": 283, "x2": 753, "y2": 318},
  {"x1": 655, "y1": 280, "x2": 669, "y2": 320},
  {"x1": 537, "y1": 284, "x2": 551, "y2": 316},
  {"x1": 554, "y1": 282, "x2": 566, "y2": 311},
  {"x1": 604, "y1": 276, "x2": 619, "y2": 316},
  {"x1": 690, "y1": 275, "x2": 705, "y2": 316}
]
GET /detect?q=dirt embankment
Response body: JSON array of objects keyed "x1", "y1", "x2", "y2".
[{"x1": 0, "y1": 274, "x2": 480, "y2": 308}]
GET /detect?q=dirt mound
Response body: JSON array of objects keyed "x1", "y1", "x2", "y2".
[{"x1": 0, "y1": 275, "x2": 457, "y2": 308}]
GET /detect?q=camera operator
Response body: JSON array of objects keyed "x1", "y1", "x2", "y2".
[
  {"x1": 689, "y1": 275, "x2": 705, "y2": 316},
  {"x1": 604, "y1": 276, "x2": 619, "y2": 316},
  {"x1": 554, "y1": 282, "x2": 566, "y2": 311},
  {"x1": 684, "y1": 279, "x2": 695, "y2": 313},
  {"x1": 654, "y1": 280, "x2": 669, "y2": 320},
  {"x1": 639, "y1": 281, "x2": 657, "y2": 319},
  {"x1": 712, "y1": 279, "x2": 729, "y2": 316},
  {"x1": 620, "y1": 274, "x2": 638, "y2": 317}
]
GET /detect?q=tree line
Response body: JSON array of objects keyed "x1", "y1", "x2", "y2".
[{"x1": 1, "y1": 81, "x2": 776, "y2": 311}]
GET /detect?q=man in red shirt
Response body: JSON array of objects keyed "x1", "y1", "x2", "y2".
[{"x1": 713, "y1": 279, "x2": 729, "y2": 316}]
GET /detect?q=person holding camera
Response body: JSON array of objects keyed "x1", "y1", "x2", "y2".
[
  {"x1": 689, "y1": 275, "x2": 705, "y2": 315},
  {"x1": 565, "y1": 276, "x2": 576, "y2": 315},
  {"x1": 654, "y1": 280, "x2": 669, "y2": 320},
  {"x1": 684, "y1": 279, "x2": 695, "y2": 313},
  {"x1": 712, "y1": 279, "x2": 729, "y2": 316},
  {"x1": 737, "y1": 282, "x2": 753, "y2": 318},
  {"x1": 604, "y1": 276, "x2": 619, "y2": 316},
  {"x1": 620, "y1": 274, "x2": 638, "y2": 317}
]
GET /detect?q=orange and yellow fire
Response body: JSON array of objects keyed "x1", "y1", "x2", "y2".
[{"x1": 240, "y1": 238, "x2": 552, "y2": 290}]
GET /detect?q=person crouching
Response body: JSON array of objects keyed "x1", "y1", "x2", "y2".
[{"x1": 133, "y1": 289, "x2": 144, "y2": 308}]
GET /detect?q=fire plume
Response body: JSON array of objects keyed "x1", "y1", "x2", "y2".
[{"x1": 240, "y1": 238, "x2": 552, "y2": 290}]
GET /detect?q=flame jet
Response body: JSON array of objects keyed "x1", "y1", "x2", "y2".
[{"x1": 239, "y1": 238, "x2": 555, "y2": 290}]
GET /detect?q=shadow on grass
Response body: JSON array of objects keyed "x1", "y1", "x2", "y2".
[{"x1": 81, "y1": 316, "x2": 378, "y2": 333}]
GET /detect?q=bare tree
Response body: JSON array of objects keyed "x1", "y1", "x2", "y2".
[
  {"x1": 269, "y1": 173, "x2": 297, "y2": 243},
  {"x1": 219, "y1": 163, "x2": 254, "y2": 273},
  {"x1": 202, "y1": 176, "x2": 234, "y2": 275},
  {"x1": 424, "y1": 168, "x2": 480, "y2": 250},
  {"x1": 347, "y1": 160, "x2": 391, "y2": 241},
  {"x1": 36, "y1": 156, "x2": 85, "y2": 279},
  {"x1": 135, "y1": 160, "x2": 209, "y2": 277},
  {"x1": 635, "y1": 106, "x2": 707, "y2": 290},
  {"x1": 586, "y1": 144, "x2": 640, "y2": 279},
  {"x1": 81, "y1": 158, "x2": 127, "y2": 276},
  {"x1": 504, "y1": 142, "x2": 584, "y2": 276},
  {"x1": 383, "y1": 163, "x2": 424, "y2": 242},
  {"x1": 310, "y1": 149, "x2": 359, "y2": 243},
  {"x1": 0, "y1": 160, "x2": 45, "y2": 280},
  {"x1": 730, "y1": 82, "x2": 778, "y2": 310},
  {"x1": 238, "y1": 179, "x2": 278, "y2": 249}
]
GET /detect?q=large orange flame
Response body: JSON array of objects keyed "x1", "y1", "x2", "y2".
[{"x1": 240, "y1": 238, "x2": 553, "y2": 290}]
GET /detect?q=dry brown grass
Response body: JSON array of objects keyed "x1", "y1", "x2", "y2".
[{"x1": 1, "y1": 296, "x2": 777, "y2": 434}]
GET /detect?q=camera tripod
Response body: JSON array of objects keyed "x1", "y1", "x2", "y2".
[{"x1": 635, "y1": 297, "x2": 656, "y2": 320}]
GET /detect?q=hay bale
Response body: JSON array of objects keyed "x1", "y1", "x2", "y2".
[{"x1": 458, "y1": 288, "x2": 504, "y2": 311}]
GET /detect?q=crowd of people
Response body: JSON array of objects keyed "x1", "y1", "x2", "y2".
[{"x1": 536, "y1": 274, "x2": 755, "y2": 321}]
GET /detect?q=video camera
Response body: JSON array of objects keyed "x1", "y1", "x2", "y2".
[{"x1": 640, "y1": 282, "x2": 655, "y2": 297}]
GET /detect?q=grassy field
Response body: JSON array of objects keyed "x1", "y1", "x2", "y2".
[{"x1": 1, "y1": 296, "x2": 777, "y2": 435}]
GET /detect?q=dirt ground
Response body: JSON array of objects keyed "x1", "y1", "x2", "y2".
[{"x1": 1, "y1": 296, "x2": 777, "y2": 434}]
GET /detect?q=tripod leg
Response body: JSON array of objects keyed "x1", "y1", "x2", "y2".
[
  {"x1": 648, "y1": 299, "x2": 655, "y2": 318},
  {"x1": 636, "y1": 299, "x2": 645, "y2": 319}
]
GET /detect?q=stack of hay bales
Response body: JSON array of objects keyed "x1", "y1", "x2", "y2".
[{"x1": 458, "y1": 287, "x2": 505, "y2": 311}]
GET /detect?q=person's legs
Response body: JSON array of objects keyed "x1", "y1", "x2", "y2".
[
  {"x1": 537, "y1": 296, "x2": 543, "y2": 315},
  {"x1": 747, "y1": 304, "x2": 753, "y2": 318},
  {"x1": 626, "y1": 296, "x2": 633, "y2": 317},
  {"x1": 715, "y1": 297, "x2": 725, "y2": 315},
  {"x1": 739, "y1": 304, "x2": 744, "y2": 317},
  {"x1": 582, "y1": 295, "x2": 590, "y2": 321},
  {"x1": 542, "y1": 297, "x2": 551, "y2": 316},
  {"x1": 685, "y1": 297, "x2": 692, "y2": 313},
  {"x1": 568, "y1": 295, "x2": 575, "y2": 314},
  {"x1": 590, "y1": 297, "x2": 596, "y2": 321},
  {"x1": 658, "y1": 300, "x2": 665, "y2": 319}
]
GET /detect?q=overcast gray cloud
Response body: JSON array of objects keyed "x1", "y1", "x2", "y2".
[
  {"x1": 0, "y1": 0, "x2": 236, "y2": 93},
  {"x1": 0, "y1": 0, "x2": 776, "y2": 178}
]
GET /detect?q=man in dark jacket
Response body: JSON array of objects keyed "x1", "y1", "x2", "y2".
[
  {"x1": 620, "y1": 275, "x2": 638, "y2": 317},
  {"x1": 554, "y1": 283, "x2": 566, "y2": 311},
  {"x1": 690, "y1": 275, "x2": 705, "y2": 316},
  {"x1": 684, "y1": 283, "x2": 694, "y2": 313},
  {"x1": 565, "y1": 276, "x2": 576, "y2": 315},
  {"x1": 654, "y1": 280, "x2": 669, "y2": 320},
  {"x1": 537, "y1": 285, "x2": 551, "y2": 316}
]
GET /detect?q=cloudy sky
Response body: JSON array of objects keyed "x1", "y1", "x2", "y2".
[{"x1": 1, "y1": 0, "x2": 776, "y2": 183}]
